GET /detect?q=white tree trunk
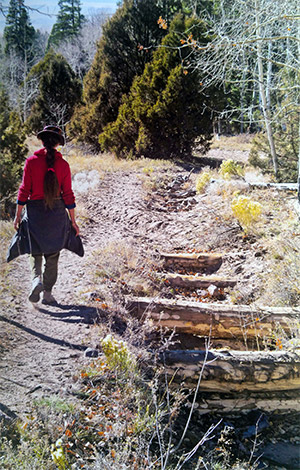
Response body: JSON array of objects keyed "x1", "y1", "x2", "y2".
[
  {"x1": 298, "y1": 15, "x2": 300, "y2": 203},
  {"x1": 255, "y1": 0, "x2": 278, "y2": 177}
]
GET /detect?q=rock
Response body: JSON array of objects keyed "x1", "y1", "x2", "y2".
[
  {"x1": 84, "y1": 348, "x2": 99, "y2": 358},
  {"x1": 235, "y1": 264, "x2": 244, "y2": 274},
  {"x1": 0, "y1": 403, "x2": 17, "y2": 421},
  {"x1": 262, "y1": 442, "x2": 300, "y2": 468},
  {"x1": 207, "y1": 284, "x2": 218, "y2": 297},
  {"x1": 242, "y1": 414, "x2": 269, "y2": 438},
  {"x1": 81, "y1": 291, "x2": 100, "y2": 301}
]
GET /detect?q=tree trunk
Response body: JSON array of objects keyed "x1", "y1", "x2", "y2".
[
  {"x1": 23, "y1": 50, "x2": 28, "y2": 122},
  {"x1": 298, "y1": 16, "x2": 300, "y2": 204},
  {"x1": 255, "y1": 0, "x2": 278, "y2": 177}
]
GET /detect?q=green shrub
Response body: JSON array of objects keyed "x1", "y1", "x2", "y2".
[{"x1": 0, "y1": 102, "x2": 28, "y2": 217}]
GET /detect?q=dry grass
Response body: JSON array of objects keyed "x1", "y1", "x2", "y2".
[
  {"x1": 259, "y1": 233, "x2": 300, "y2": 307},
  {"x1": 83, "y1": 240, "x2": 162, "y2": 307},
  {"x1": 0, "y1": 220, "x2": 15, "y2": 289},
  {"x1": 25, "y1": 136, "x2": 175, "y2": 177},
  {"x1": 64, "y1": 146, "x2": 175, "y2": 177},
  {"x1": 211, "y1": 134, "x2": 254, "y2": 152},
  {"x1": 226, "y1": 187, "x2": 300, "y2": 306}
]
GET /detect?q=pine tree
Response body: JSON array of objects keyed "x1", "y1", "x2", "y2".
[
  {"x1": 48, "y1": 0, "x2": 85, "y2": 48},
  {"x1": 69, "y1": 0, "x2": 183, "y2": 148},
  {"x1": 99, "y1": 14, "x2": 220, "y2": 159},
  {"x1": 26, "y1": 50, "x2": 82, "y2": 132},
  {"x1": 3, "y1": 0, "x2": 36, "y2": 61}
]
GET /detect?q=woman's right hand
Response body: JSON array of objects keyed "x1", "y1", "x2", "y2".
[
  {"x1": 14, "y1": 204, "x2": 23, "y2": 230},
  {"x1": 72, "y1": 221, "x2": 80, "y2": 236},
  {"x1": 14, "y1": 215, "x2": 21, "y2": 231}
]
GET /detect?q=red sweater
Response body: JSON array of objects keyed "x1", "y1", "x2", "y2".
[{"x1": 17, "y1": 148, "x2": 76, "y2": 209}]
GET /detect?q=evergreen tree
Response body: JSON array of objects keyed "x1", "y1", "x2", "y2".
[
  {"x1": 0, "y1": 87, "x2": 28, "y2": 216},
  {"x1": 48, "y1": 0, "x2": 85, "y2": 48},
  {"x1": 69, "y1": 0, "x2": 183, "y2": 148},
  {"x1": 3, "y1": 0, "x2": 36, "y2": 61},
  {"x1": 99, "y1": 14, "x2": 220, "y2": 159},
  {"x1": 26, "y1": 50, "x2": 82, "y2": 132}
]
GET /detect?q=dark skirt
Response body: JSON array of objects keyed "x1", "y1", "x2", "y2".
[{"x1": 7, "y1": 199, "x2": 84, "y2": 262}]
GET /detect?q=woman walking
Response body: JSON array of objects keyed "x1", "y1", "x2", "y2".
[{"x1": 10, "y1": 125, "x2": 82, "y2": 305}]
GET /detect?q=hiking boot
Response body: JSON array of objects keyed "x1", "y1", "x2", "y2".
[
  {"x1": 42, "y1": 291, "x2": 58, "y2": 306},
  {"x1": 28, "y1": 278, "x2": 43, "y2": 303}
]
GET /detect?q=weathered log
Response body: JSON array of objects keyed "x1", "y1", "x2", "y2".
[
  {"x1": 211, "y1": 179, "x2": 298, "y2": 191},
  {"x1": 185, "y1": 390, "x2": 300, "y2": 413},
  {"x1": 160, "y1": 252, "x2": 222, "y2": 273},
  {"x1": 128, "y1": 297, "x2": 300, "y2": 339},
  {"x1": 248, "y1": 182, "x2": 297, "y2": 191},
  {"x1": 164, "y1": 273, "x2": 237, "y2": 289},
  {"x1": 161, "y1": 349, "x2": 300, "y2": 392}
]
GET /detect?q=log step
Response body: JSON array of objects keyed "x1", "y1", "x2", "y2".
[
  {"x1": 185, "y1": 390, "x2": 300, "y2": 413},
  {"x1": 163, "y1": 273, "x2": 237, "y2": 289},
  {"x1": 160, "y1": 252, "x2": 222, "y2": 273},
  {"x1": 128, "y1": 297, "x2": 300, "y2": 339},
  {"x1": 162, "y1": 349, "x2": 300, "y2": 392}
]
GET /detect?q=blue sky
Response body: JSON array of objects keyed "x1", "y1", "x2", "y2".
[{"x1": 0, "y1": 0, "x2": 118, "y2": 33}]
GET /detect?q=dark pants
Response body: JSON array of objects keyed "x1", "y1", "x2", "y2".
[{"x1": 29, "y1": 252, "x2": 60, "y2": 292}]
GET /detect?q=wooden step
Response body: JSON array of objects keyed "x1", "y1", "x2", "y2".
[
  {"x1": 160, "y1": 252, "x2": 222, "y2": 273},
  {"x1": 185, "y1": 390, "x2": 300, "y2": 413},
  {"x1": 128, "y1": 297, "x2": 300, "y2": 339},
  {"x1": 162, "y1": 349, "x2": 300, "y2": 393},
  {"x1": 163, "y1": 273, "x2": 237, "y2": 289}
]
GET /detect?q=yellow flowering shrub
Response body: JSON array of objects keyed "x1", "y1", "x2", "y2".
[
  {"x1": 50, "y1": 439, "x2": 69, "y2": 470},
  {"x1": 196, "y1": 171, "x2": 212, "y2": 193},
  {"x1": 219, "y1": 159, "x2": 244, "y2": 180},
  {"x1": 101, "y1": 334, "x2": 136, "y2": 372},
  {"x1": 231, "y1": 195, "x2": 262, "y2": 232}
]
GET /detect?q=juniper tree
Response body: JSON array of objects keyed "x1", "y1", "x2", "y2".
[
  {"x1": 26, "y1": 50, "x2": 82, "y2": 133},
  {"x1": 99, "y1": 14, "x2": 221, "y2": 159},
  {"x1": 69, "y1": 0, "x2": 184, "y2": 148}
]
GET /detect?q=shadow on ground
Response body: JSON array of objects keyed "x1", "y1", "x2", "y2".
[
  {"x1": 37, "y1": 303, "x2": 99, "y2": 324},
  {"x1": 0, "y1": 314, "x2": 91, "y2": 351}
]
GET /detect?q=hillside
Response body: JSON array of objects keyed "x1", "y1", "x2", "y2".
[{"x1": 0, "y1": 141, "x2": 299, "y2": 469}]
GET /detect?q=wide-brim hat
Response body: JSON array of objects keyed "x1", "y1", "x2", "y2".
[{"x1": 37, "y1": 125, "x2": 65, "y2": 145}]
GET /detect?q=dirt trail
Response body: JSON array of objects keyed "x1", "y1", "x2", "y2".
[{"x1": 0, "y1": 166, "x2": 265, "y2": 417}]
